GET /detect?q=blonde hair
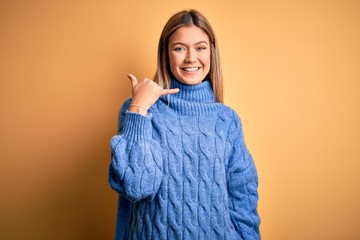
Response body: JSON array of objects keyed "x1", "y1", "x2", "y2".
[{"x1": 154, "y1": 9, "x2": 223, "y2": 103}]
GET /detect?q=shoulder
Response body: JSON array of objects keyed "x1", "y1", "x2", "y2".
[
  {"x1": 215, "y1": 104, "x2": 245, "y2": 140},
  {"x1": 217, "y1": 103, "x2": 242, "y2": 123}
]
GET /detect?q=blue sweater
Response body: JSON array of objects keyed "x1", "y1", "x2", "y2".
[{"x1": 109, "y1": 79, "x2": 260, "y2": 240}]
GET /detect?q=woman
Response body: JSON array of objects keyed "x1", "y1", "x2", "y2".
[{"x1": 109, "y1": 9, "x2": 260, "y2": 240}]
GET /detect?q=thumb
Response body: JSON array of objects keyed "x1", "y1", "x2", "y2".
[{"x1": 127, "y1": 73, "x2": 138, "y2": 88}]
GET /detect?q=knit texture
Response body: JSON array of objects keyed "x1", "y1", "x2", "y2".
[{"x1": 109, "y1": 79, "x2": 260, "y2": 240}]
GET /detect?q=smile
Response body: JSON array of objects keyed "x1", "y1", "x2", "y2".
[{"x1": 182, "y1": 67, "x2": 200, "y2": 72}]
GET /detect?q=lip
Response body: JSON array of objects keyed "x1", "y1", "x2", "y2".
[{"x1": 181, "y1": 67, "x2": 201, "y2": 72}]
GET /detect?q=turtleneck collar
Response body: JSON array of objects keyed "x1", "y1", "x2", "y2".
[
  {"x1": 158, "y1": 78, "x2": 220, "y2": 115},
  {"x1": 169, "y1": 78, "x2": 215, "y2": 103}
]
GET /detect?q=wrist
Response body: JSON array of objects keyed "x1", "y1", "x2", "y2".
[{"x1": 128, "y1": 104, "x2": 148, "y2": 116}]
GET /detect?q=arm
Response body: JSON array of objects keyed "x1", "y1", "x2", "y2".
[
  {"x1": 226, "y1": 112, "x2": 261, "y2": 239},
  {"x1": 109, "y1": 74, "x2": 179, "y2": 202},
  {"x1": 108, "y1": 99, "x2": 163, "y2": 202}
]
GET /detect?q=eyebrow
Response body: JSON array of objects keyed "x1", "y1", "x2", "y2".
[{"x1": 171, "y1": 41, "x2": 209, "y2": 47}]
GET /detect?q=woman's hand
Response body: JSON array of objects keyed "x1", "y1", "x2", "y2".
[{"x1": 127, "y1": 74, "x2": 180, "y2": 115}]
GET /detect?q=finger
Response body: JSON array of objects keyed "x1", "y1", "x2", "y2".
[
  {"x1": 127, "y1": 73, "x2": 138, "y2": 87},
  {"x1": 162, "y1": 88, "x2": 180, "y2": 95}
]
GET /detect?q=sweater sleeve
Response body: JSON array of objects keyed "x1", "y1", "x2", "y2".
[
  {"x1": 108, "y1": 99, "x2": 164, "y2": 202},
  {"x1": 226, "y1": 112, "x2": 261, "y2": 240}
]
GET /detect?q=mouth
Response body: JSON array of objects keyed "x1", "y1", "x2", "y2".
[{"x1": 181, "y1": 67, "x2": 201, "y2": 72}]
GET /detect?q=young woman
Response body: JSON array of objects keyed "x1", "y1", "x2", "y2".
[{"x1": 109, "y1": 9, "x2": 260, "y2": 240}]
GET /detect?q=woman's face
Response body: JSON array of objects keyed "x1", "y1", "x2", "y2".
[{"x1": 168, "y1": 25, "x2": 211, "y2": 85}]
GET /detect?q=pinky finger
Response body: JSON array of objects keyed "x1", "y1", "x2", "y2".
[{"x1": 162, "y1": 88, "x2": 180, "y2": 95}]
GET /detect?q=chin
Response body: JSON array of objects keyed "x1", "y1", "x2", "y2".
[{"x1": 178, "y1": 76, "x2": 204, "y2": 85}]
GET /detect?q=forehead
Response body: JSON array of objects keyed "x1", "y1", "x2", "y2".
[{"x1": 169, "y1": 25, "x2": 209, "y2": 44}]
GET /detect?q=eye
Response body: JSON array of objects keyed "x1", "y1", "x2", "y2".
[
  {"x1": 197, "y1": 46, "x2": 207, "y2": 51},
  {"x1": 174, "y1": 47, "x2": 185, "y2": 52}
]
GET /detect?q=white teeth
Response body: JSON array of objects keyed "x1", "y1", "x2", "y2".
[{"x1": 183, "y1": 67, "x2": 199, "y2": 72}]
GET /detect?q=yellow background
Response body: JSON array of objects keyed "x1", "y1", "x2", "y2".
[{"x1": 1, "y1": 0, "x2": 359, "y2": 239}]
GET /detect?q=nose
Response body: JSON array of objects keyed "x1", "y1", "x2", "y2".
[{"x1": 185, "y1": 49, "x2": 197, "y2": 63}]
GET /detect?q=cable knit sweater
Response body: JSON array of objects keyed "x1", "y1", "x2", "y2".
[{"x1": 108, "y1": 79, "x2": 260, "y2": 240}]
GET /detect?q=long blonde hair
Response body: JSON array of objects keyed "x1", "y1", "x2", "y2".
[{"x1": 154, "y1": 9, "x2": 223, "y2": 103}]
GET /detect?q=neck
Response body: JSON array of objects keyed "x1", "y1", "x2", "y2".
[
  {"x1": 170, "y1": 79, "x2": 215, "y2": 102},
  {"x1": 159, "y1": 78, "x2": 219, "y2": 115}
]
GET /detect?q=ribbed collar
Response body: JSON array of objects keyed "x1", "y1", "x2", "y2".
[{"x1": 158, "y1": 78, "x2": 219, "y2": 115}]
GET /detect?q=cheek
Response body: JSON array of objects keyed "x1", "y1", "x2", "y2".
[
  {"x1": 204, "y1": 55, "x2": 211, "y2": 74},
  {"x1": 206, "y1": 53, "x2": 211, "y2": 65},
  {"x1": 204, "y1": 55, "x2": 211, "y2": 70},
  {"x1": 168, "y1": 54, "x2": 179, "y2": 77},
  {"x1": 169, "y1": 54, "x2": 178, "y2": 69},
  {"x1": 201, "y1": 52, "x2": 211, "y2": 66}
]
